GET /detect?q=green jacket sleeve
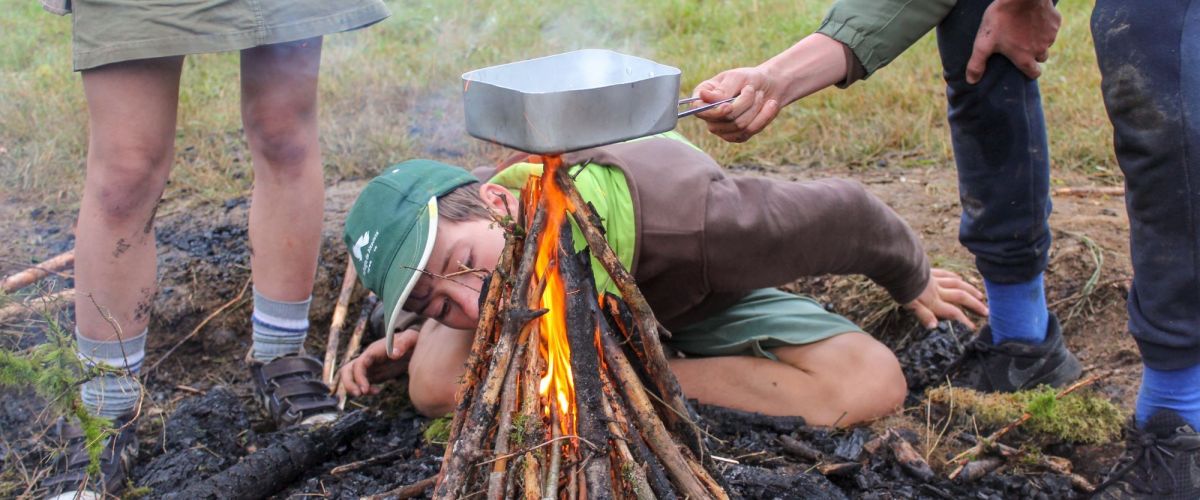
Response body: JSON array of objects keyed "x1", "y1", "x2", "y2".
[{"x1": 816, "y1": 0, "x2": 956, "y2": 80}]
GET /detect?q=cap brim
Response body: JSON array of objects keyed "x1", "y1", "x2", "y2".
[{"x1": 381, "y1": 197, "x2": 438, "y2": 356}]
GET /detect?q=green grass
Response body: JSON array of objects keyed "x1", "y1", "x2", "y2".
[{"x1": 0, "y1": 0, "x2": 1111, "y2": 207}]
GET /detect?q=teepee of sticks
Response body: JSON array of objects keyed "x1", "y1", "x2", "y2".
[{"x1": 431, "y1": 156, "x2": 728, "y2": 499}]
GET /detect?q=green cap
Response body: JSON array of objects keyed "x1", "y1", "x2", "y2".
[{"x1": 343, "y1": 159, "x2": 477, "y2": 354}]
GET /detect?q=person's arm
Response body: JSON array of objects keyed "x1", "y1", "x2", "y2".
[
  {"x1": 692, "y1": 0, "x2": 954, "y2": 142},
  {"x1": 701, "y1": 175, "x2": 986, "y2": 327}
]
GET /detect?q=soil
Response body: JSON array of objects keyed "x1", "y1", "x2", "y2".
[{"x1": 0, "y1": 161, "x2": 1136, "y2": 499}]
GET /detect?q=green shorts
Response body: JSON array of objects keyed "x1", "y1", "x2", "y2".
[
  {"x1": 71, "y1": 0, "x2": 390, "y2": 71},
  {"x1": 665, "y1": 288, "x2": 862, "y2": 360}
]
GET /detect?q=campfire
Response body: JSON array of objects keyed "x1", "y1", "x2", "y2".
[{"x1": 432, "y1": 156, "x2": 728, "y2": 499}]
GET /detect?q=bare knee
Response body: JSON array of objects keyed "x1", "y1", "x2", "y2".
[
  {"x1": 407, "y1": 365, "x2": 459, "y2": 418},
  {"x1": 778, "y1": 333, "x2": 907, "y2": 425},
  {"x1": 243, "y1": 103, "x2": 317, "y2": 173},
  {"x1": 88, "y1": 141, "x2": 171, "y2": 222},
  {"x1": 840, "y1": 336, "x2": 907, "y2": 421}
]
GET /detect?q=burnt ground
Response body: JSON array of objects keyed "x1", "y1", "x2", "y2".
[{"x1": 0, "y1": 162, "x2": 1135, "y2": 499}]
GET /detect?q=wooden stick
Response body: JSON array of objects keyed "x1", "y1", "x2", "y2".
[
  {"x1": 1, "y1": 250, "x2": 74, "y2": 293},
  {"x1": 1053, "y1": 186, "x2": 1124, "y2": 197},
  {"x1": 335, "y1": 293, "x2": 377, "y2": 410},
  {"x1": 886, "y1": 430, "x2": 934, "y2": 482},
  {"x1": 599, "y1": 356, "x2": 676, "y2": 500},
  {"x1": 947, "y1": 373, "x2": 1104, "y2": 479},
  {"x1": 144, "y1": 278, "x2": 250, "y2": 377},
  {"x1": 486, "y1": 329, "x2": 527, "y2": 500},
  {"x1": 601, "y1": 333, "x2": 714, "y2": 499},
  {"x1": 0, "y1": 289, "x2": 74, "y2": 325},
  {"x1": 323, "y1": 258, "x2": 358, "y2": 385},
  {"x1": 555, "y1": 168, "x2": 705, "y2": 458},
  {"x1": 363, "y1": 475, "x2": 438, "y2": 500},
  {"x1": 544, "y1": 413, "x2": 563, "y2": 500},
  {"x1": 330, "y1": 445, "x2": 405, "y2": 475},
  {"x1": 520, "y1": 322, "x2": 545, "y2": 500},
  {"x1": 599, "y1": 389, "x2": 656, "y2": 500}
]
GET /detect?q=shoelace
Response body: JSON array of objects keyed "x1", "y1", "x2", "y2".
[{"x1": 1094, "y1": 428, "x2": 1177, "y2": 495}]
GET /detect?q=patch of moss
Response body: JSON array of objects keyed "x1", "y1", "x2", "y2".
[
  {"x1": 925, "y1": 385, "x2": 1126, "y2": 444},
  {"x1": 423, "y1": 415, "x2": 453, "y2": 445},
  {"x1": 510, "y1": 413, "x2": 528, "y2": 447}
]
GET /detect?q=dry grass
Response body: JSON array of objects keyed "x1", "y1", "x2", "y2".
[{"x1": 0, "y1": 0, "x2": 1111, "y2": 208}]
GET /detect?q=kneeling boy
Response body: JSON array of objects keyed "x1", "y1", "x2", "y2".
[{"x1": 339, "y1": 133, "x2": 986, "y2": 426}]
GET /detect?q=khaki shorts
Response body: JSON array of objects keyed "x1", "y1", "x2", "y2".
[
  {"x1": 666, "y1": 288, "x2": 863, "y2": 361},
  {"x1": 70, "y1": 0, "x2": 390, "y2": 71}
]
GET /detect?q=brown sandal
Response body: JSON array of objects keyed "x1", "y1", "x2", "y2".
[
  {"x1": 42, "y1": 411, "x2": 138, "y2": 499},
  {"x1": 249, "y1": 353, "x2": 339, "y2": 428}
]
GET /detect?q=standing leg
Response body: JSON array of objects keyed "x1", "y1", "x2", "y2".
[
  {"x1": 1091, "y1": 1, "x2": 1200, "y2": 496},
  {"x1": 47, "y1": 56, "x2": 184, "y2": 498},
  {"x1": 240, "y1": 37, "x2": 338, "y2": 426},
  {"x1": 1093, "y1": 0, "x2": 1200, "y2": 426},
  {"x1": 936, "y1": 0, "x2": 1079, "y2": 392}
]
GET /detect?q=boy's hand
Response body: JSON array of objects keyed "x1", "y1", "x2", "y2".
[
  {"x1": 338, "y1": 327, "x2": 419, "y2": 397},
  {"x1": 905, "y1": 268, "x2": 989, "y2": 329}
]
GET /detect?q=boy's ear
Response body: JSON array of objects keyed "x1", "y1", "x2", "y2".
[{"x1": 478, "y1": 183, "x2": 518, "y2": 216}]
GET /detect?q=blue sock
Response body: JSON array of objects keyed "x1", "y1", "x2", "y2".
[
  {"x1": 983, "y1": 274, "x2": 1049, "y2": 345},
  {"x1": 1136, "y1": 364, "x2": 1200, "y2": 430}
]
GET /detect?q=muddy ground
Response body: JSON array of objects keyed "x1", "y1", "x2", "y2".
[{"x1": 0, "y1": 162, "x2": 1134, "y2": 498}]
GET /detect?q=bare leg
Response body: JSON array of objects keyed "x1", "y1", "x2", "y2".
[
  {"x1": 240, "y1": 38, "x2": 324, "y2": 301},
  {"x1": 406, "y1": 320, "x2": 473, "y2": 416},
  {"x1": 669, "y1": 332, "x2": 908, "y2": 426},
  {"x1": 76, "y1": 57, "x2": 184, "y2": 341}
]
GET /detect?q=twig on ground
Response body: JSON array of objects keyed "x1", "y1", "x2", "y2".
[
  {"x1": 363, "y1": 475, "x2": 439, "y2": 500},
  {"x1": 329, "y1": 446, "x2": 407, "y2": 475},
  {"x1": 1, "y1": 250, "x2": 75, "y2": 293},
  {"x1": 324, "y1": 259, "x2": 359, "y2": 385},
  {"x1": 1052, "y1": 186, "x2": 1124, "y2": 197},
  {"x1": 0, "y1": 289, "x2": 74, "y2": 325},
  {"x1": 144, "y1": 278, "x2": 251, "y2": 378}
]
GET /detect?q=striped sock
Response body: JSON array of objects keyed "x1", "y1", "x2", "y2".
[
  {"x1": 77, "y1": 328, "x2": 146, "y2": 420},
  {"x1": 250, "y1": 288, "x2": 311, "y2": 362}
]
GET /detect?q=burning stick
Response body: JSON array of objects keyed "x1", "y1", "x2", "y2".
[
  {"x1": 1, "y1": 249, "x2": 75, "y2": 293},
  {"x1": 323, "y1": 259, "x2": 359, "y2": 385}
]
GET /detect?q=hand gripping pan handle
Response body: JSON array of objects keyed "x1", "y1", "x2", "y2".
[{"x1": 678, "y1": 95, "x2": 738, "y2": 118}]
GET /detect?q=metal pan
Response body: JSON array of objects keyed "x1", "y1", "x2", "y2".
[{"x1": 463, "y1": 49, "x2": 688, "y2": 154}]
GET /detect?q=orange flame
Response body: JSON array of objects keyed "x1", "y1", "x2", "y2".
[{"x1": 531, "y1": 155, "x2": 578, "y2": 439}]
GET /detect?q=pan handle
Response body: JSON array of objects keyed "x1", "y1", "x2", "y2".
[{"x1": 678, "y1": 96, "x2": 737, "y2": 118}]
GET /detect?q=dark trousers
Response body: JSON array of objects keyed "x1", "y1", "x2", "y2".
[
  {"x1": 935, "y1": 0, "x2": 1054, "y2": 284},
  {"x1": 1093, "y1": 0, "x2": 1200, "y2": 371}
]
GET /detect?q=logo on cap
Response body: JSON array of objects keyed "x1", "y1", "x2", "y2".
[{"x1": 352, "y1": 231, "x2": 379, "y2": 274}]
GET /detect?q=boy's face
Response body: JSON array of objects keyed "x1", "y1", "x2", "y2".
[{"x1": 403, "y1": 184, "x2": 514, "y2": 329}]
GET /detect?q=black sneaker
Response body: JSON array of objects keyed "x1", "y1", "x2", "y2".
[
  {"x1": 248, "y1": 352, "x2": 340, "y2": 428},
  {"x1": 1094, "y1": 410, "x2": 1200, "y2": 499},
  {"x1": 42, "y1": 411, "x2": 138, "y2": 500},
  {"x1": 959, "y1": 313, "x2": 1082, "y2": 392}
]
